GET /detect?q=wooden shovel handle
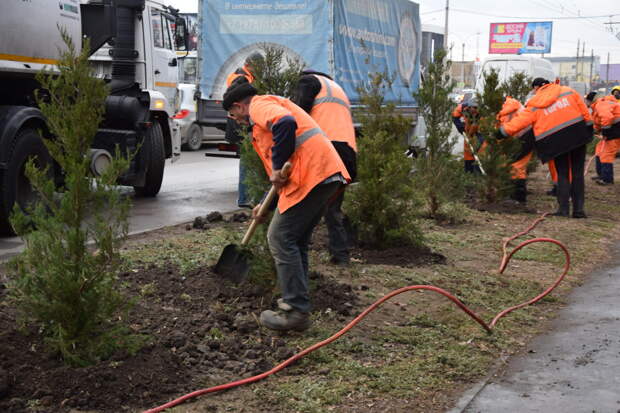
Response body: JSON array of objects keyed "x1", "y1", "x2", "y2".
[{"x1": 241, "y1": 162, "x2": 292, "y2": 245}]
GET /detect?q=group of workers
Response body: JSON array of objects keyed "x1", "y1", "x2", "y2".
[
  {"x1": 223, "y1": 55, "x2": 357, "y2": 332},
  {"x1": 453, "y1": 79, "x2": 620, "y2": 218},
  {"x1": 223, "y1": 52, "x2": 619, "y2": 332}
]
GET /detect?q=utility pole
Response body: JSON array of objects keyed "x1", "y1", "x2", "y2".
[
  {"x1": 461, "y1": 42, "x2": 465, "y2": 86},
  {"x1": 575, "y1": 39, "x2": 580, "y2": 82},
  {"x1": 581, "y1": 41, "x2": 586, "y2": 83},
  {"x1": 589, "y1": 49, "x2": 594, "y2": 89},
  {"x1": 606, "y1": 52, "x2": 610, "y2": 84}
]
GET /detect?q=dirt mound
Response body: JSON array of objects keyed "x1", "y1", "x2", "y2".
[
  {"x1": 352, "y1": 245, "x2": 446, "y2": 267},
  {"x1": 0, "y1": 265, "x2": 358, "y2": 413}
]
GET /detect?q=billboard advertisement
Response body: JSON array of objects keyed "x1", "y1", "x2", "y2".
[{"x1": 489, "y1": 22, "x2": 552, "y2": 54}]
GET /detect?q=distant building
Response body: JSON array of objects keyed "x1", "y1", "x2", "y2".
[
  {"x1": 449, "y1": 61, "x2": 476, "y2": 88},
  {"x1": 546, "y1": 56, "x2": 600, "y2": 84},
  {"x1": 600, "y1": 64, "x2": 620, "y2": 83}
]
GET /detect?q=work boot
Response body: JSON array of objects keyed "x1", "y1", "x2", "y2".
[
  {"x1": 510, "y1": 179, "x2": 527, "y2": 204},
  {"x1": 599, "y1": 163, "x2": 614, "y2": 185},
  {"x1": 572, "y1": 211, "x2": 587, "y2": 218},
  {"x1": 551, "y1": 210, "x2": 569, "y2": 217},
  {"x1": 260, "y1": 309, "x2": 311, "y2": 332},
  {"x1": 329, "y1": 255, "x2": 350, "y2": 266}
]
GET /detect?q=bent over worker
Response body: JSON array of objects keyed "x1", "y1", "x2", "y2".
[
  {"x1": 293, "y1": 70, "x2": 356, "y2": 265},
  {"x1": 589, "y1": 93, "x2": 620, "y2": 185},
  {"x1": 223, "y1": 80, "x2": 350, "y2": 332},
  {"x1": 497, "y1": 96, "x2": 535, "y2": 203},
  {"x1": 500, "y1": 78, "x2": 593, "y2": 218}
]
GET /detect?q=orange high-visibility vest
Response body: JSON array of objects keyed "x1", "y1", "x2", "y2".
[
  {"x1": 249, "y1": 95, "x2": 350, "y2": 212},
  {"x1": 226, "y1": 65, "x2": 254, "y2": 87},
  {"x1": 497, "y1": 97, "x2": 534, "y2": 179},
  {"x1": 309, "y1": 75, "x2": 357, "y2": 151}
]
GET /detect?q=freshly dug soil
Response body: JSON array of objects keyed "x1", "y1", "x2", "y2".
[
  {"x1": 0, "y1": 265, "x2": 358, "y2": 413},
  {"x1": 352, "y1": 245, "x2": 446, "y2": 267}
]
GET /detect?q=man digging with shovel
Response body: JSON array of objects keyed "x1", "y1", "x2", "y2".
[{"x1": 223, "y1": 79, "x2": 350, "y2": 332}]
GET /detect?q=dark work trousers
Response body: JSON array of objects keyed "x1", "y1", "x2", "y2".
[
  {"x1": 325, "y1": 142, "x2": 356, "y2": 262},
  {"x1": 325, "y1": 188, "x2": 349, "y2": 262},
  {"x1": 553, "y1": 144, "x2": 586, "y2": 215},
  {"x1": 267, "y1": 181, "x2": 342, "y2": 313}
]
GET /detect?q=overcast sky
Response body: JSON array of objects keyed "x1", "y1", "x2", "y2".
[{"x1": 168, "y1": 0, "x2": 620, "y2": 64}]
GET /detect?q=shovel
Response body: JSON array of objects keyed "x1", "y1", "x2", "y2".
[{"x1": 214, "y1": 162, "x2": 292, "y2": 283}]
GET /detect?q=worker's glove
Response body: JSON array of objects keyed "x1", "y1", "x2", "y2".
[
  {"x1": 494, "y1": 129, "x2": 506, "y2": 140},
  {"x1": 602, "y1": 128, "x2": 613, "y2": 139}
]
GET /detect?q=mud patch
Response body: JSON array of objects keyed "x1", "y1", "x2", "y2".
[
  {"x1": 0, "y1": 265, "x2": 358, "y2": 413},
  {"x1": 352, "y1": 245, "x2": 446, "y2": 267}
]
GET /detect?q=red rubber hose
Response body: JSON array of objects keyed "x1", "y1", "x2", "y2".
[{"x1": 144, "y1": 214, "x2": 569, "y2": 413}]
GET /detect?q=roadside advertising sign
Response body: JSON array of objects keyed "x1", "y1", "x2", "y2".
[{"x1": 489, "y1": 22, "x2": 553, "y2": 54}]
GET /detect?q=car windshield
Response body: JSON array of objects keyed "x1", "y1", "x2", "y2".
[{"x1": 179, "y1": 56, "x2": 197, "y2": 84}]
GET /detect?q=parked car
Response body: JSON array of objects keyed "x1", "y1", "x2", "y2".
[{"x1": 173, "y1": 52, "x2": 225, "y2": 150}]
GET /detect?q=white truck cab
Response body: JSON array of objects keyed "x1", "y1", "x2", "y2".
[
  {"x1": 0, "y1": 0, "x2": 189, "y2": 235},
  {"x1": 475, "y1": 56, "x2": 556, "y2": 94}
]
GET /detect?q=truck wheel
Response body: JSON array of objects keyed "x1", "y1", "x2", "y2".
[
  {"x1": 0, "y1": 128, "x2": 52, "y2": 235},
  {"x1": 134, "y1": 122, "x2": 165, "y2": 197},
  {"x1": 184, "y1": 124, "x2": 203, "y2": 151}
]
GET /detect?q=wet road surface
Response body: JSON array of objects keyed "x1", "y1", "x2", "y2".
[
  {"x1": 451, "y1": 243, "x2": 620, "y2": 413},
  {"x1": 0, "y1": 148, "x2": 239, "y2": 260}
]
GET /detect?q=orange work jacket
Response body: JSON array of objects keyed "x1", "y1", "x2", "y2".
[
  {"x1": 499, "y1": 83, "x2": 592, "y2": 163},
  {"x1": 248, "y1": 95, "x2": 350, "y2": 213},
  {"x1": 591, "y1": 95, "x2": 620, "y2": 140},
  {"x1": 497, "y1": 97, "x2": 534, "y2": 179},
  {"x1": 309, "y1": 75, "x2": 357, "y2": 151}
]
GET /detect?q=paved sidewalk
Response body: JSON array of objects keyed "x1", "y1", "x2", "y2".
[{"x1": 450, "y1": 243, "x2": 620, "y2": 413}]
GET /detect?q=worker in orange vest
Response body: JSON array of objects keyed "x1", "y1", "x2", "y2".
[
  {"x1": 588, "y1": 92, "x2": 620, "y2": 185},
  {"x1": 452, "y1": 97, "x2": 482, "y2": 173},
  {"x1": 223, "y1": 80, "x2": 350, "y2": 332},
  {"x1": 225, "y1": 53, "x2": 264, "y2": 209},
  {"x1": 499, "y1": 78, "x2": 593, "y2": 218},
  {"x1": 293, "y1": 70, "x2": 356, "y2": 265},
  {"x1": 497, "y1": 96, "x2": 534, "y2": 203}
]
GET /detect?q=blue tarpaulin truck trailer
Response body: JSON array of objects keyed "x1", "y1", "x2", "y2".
[{"x1": 195, "y1": 0, "x2": 421, "y2": 132}]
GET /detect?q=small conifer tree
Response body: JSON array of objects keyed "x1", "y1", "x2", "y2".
[
  {"x1": 412, "y1": 49, "x2": 465, "y2": 219},
  {"x1": 475, "y1": 69, "x2": 521, "y2": 203},
  {"x1": 9, "y1": 30, "x2": 138, "y2": 366},
  {"x1": 345, "y1": 72, "x2": 423, "y2": 248},
  {"x1": 501, "y1": 72, "x2": 532, "y2": 102}
]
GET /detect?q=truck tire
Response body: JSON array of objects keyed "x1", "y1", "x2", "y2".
[
  {"x1": 134, "y1": 122, "x2": 165, "y2": 197},
  {"x1": 0, "y1": 128, "x2": 52, "y2": 235},
  {"x1": 184, "y1": 124, "x2": 203, "y2": 151}
]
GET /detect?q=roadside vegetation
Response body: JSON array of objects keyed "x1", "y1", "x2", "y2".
[
  {"x1": 2, "y1": 39, "x2": 620, "y2": 413},
  {"x1": 7, "y1": 31, "x2": 139, "y2": 366}
]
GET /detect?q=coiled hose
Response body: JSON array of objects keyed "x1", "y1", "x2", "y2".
[{"x1": 144, "y1": 213, "x2": 569, "y2": 413}]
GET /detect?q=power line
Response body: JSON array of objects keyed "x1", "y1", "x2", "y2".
[{"x1": 449, "y1": 8, "x2": 620, "y2": 20}]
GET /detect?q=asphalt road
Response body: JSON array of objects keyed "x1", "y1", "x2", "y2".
[
  {"x1": 0, "y1": 147, "x2": 240, "y2": 261},
  {"x1": 450, "y1": 242, "x2": 620, "y2": 413}
]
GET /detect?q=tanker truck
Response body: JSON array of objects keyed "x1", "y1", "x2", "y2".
[{"x1": 0, "y1": 0, "x2": 188, "y2": 235}]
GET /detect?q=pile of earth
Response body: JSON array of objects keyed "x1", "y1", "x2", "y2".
[{"x1": 0, "y1": 265, "x2": 358, "y2": 413}]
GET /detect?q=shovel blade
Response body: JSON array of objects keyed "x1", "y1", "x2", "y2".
[{"x1": 214, "y1": 244, "x2": 251, "y2": 283}]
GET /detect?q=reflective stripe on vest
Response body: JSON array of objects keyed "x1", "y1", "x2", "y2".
[
  {"x1": 536, "y1": 115, "x2": 585, "y2": 140},
  {"x1": 295, "y1": 127, "x2": 324, "y2": 148},
  {"x1": 313, "y1": 77, "x2": 351, "y2": 110}
]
